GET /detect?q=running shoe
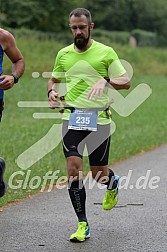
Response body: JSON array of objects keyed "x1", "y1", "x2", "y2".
[
  {"x1": 102, "y1": 175, "x2": 119, "y2": 210},
  {"x1": 70, "y1": 221, "x2": 90, "y2": 242}
]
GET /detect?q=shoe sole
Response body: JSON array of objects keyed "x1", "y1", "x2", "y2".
[{"x1": 70, "y1": 234, "x2": 90, "y2": 243}]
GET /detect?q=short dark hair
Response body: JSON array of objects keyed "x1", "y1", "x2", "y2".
[{"x1": 69, "y1": 8, "x2": 92, "y2": 23}]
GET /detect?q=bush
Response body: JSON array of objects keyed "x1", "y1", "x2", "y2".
[
  {"x1": 3, "y1": 27, "x2": 73, "y2": 45},
  {"x1": 131, "y1": 29, "x2": 157, "y2": 47},
  {"x1": 92, "y1": 29, "x2": 130, "y2": 45},
  {"x1": 157, "y1": 35, "x2": 167, "y2": 47}
]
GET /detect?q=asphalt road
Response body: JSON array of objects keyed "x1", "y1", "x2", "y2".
[{"x1": 0, "y1": 144, "x2": 167, "y2": 252}]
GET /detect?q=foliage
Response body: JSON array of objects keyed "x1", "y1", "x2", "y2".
[{"x1": 1, "y1": 0, "x2": 167, "y2": 46}]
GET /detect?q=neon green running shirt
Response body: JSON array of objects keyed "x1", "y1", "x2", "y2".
[{"x1": 52, "y1": 40, "x2": 126, "y2": 124}]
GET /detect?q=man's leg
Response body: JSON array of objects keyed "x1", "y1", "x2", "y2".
[
  {"x1": 67, "y1": 157, "x2": 90, "y2": 242},
  {"x1": 0, "y1": 158, "x2": 6, "y2": 197},
  {"x1": 90, "y1": 165, "x2": 119, "y2": 210},
  {"x1": 67, "y1": 156, "x2": 87, "y2": 223},
  {"x1": 90, "y1": 165, "x2": 114, "y2": 186},
  {"x1": 87, "y1": 124, "x2": 119, "y2": 210},
  {"x1": 0, "y1": 99, "x2": 4, "y2": 122},
  {"x1": 0, "y1": 100, "x2": 6, "y2": 197},
  {"x1": 62, "y1": 121, "x2": 90, "y2": 242}
]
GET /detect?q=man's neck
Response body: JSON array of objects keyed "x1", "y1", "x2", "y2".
[{"x1": 75, "y1": 39, "x2": 92, "y2": 53}]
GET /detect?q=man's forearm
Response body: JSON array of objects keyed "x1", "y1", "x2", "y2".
[
  {"x1": 12, "y1": 58, "x2": 25, "y2": 78},
  {"x1": 109, "y1": 74, "x2": 131, "y2": 90},
  {"x1": 110, "y1": 82, "x2": 131, "y2": 90},
  {"x1": 47, "y1": 78, "x2": 59, "y2": 92}
]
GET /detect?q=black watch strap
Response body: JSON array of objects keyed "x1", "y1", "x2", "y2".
[
  {"x1": 10, "y1": 73, "x2": 19, "y2": 84},
  {"x1": 48, "y1": 89, "x2": 56, "y2": 97}
]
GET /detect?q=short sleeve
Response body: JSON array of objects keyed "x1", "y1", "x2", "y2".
[
  {"x1": 52, "y1": 52, "x2": 65, "y2": 80},
  {"x1": 107, "y1": 48, "x2": 126, "y2": 78}
]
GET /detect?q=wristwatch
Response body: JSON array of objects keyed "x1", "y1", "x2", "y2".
[{"x1": 10, "y1": 73, "x2": 19, "y2": 84}]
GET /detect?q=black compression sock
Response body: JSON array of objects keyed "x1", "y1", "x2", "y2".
[
  {"x1": 68, "y1": 180, "x2": 87, "y2": 223},
  {"x1": 105, "y1": 169, "x2": 117, "y2": 190}
]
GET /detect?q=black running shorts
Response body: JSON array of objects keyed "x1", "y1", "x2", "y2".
[{"x1": 62, "y1": 120, "x2": 111, "y2": 166}]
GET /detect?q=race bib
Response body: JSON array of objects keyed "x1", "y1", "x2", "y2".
[{"x1": 68, "y1": 109, "x2": 98, "y2": 131}]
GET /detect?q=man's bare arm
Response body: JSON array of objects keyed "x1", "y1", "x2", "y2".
[
  {"x1": 88, "y1": 73, "x2": 131, "y2": 100},
  {"x1": 47, "y1": 77, "x2": 61, "y2": 108},
  {"x1": 109, "y1": 73, "x2": 131, "y2": 90},
  {"x1": 0, "y1": 29, "x2": 25, "y2": 90}
]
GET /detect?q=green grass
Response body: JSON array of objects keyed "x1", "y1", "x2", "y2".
[
  {"x1": 0, "y1": 37, "x2": 167, "y2": 207},
  {"x1": 110, "y1": 74, "x2": 167, "y2": 162}
]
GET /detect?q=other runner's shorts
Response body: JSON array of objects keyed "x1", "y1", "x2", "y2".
[
  {"x1": 0, "y1": 99, "x2": 4, "y2": 122},
  {"x1": 62, "y1": 120, "x2": 111, "y2": 166}
]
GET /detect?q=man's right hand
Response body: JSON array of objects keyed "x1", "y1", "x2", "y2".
[{"x1": 48, "y1": 90, "x2": 60, "y2": 109}]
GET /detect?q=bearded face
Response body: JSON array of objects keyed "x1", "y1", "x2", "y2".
[{"x1": 74, "y1": 29, "x2": 90, "y2": 49}]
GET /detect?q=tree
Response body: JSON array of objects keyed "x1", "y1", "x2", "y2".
[{"x1": 1, "y1": 0, "x2": 167, "y2": 45}]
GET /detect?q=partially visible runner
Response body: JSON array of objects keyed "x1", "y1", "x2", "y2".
[
  {"x1": 48, "y1": 8, "x2": 131, "y2": 242},
  {"x1": 0, "y1": 28, "x2": 25, "y2": 198}
]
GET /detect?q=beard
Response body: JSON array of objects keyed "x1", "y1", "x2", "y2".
[{"x1": 74, "y1": 29, "x2": 90, "y2": 49}]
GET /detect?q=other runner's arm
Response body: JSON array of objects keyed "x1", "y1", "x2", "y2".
[{"x1": 0, "y1": 30, "x2": 25, "y2": 90}]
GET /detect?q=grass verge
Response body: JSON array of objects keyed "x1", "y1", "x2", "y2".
[{"x1": 0, "y1": 37, "x2": 167, "y2": 207}]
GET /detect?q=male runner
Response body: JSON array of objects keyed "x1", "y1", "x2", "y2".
[
  {"x1": 0, "y1": 28, "x2": 25, "y2": 197},
  {"x1": 48, "y1": 8, "x2": 130, "y2": 242}
]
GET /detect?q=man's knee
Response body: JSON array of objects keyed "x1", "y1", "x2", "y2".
[{"x1": 67, "y1": 156, "x2": 83, "y2": 179}]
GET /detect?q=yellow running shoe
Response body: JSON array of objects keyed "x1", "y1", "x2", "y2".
[
  {"x1": 102, "y1": 175, "x2": 119, "y2": 210},
  {"x1": 70, "y1": 221, "x2": 90, "y2": 242}
]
